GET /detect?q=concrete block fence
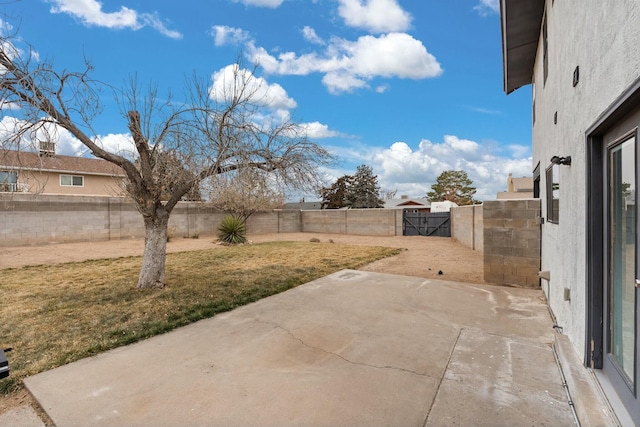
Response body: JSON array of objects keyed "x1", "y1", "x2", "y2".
[
  {"x1": 0, "y1": 195, "x2": 402, "y2": 247},
  {"x1": 481, "y1": 200, "x2": 541, "y2": 288},
  {"x1": 1, "y1": 194, "x2": 542, "y2": 289},
  {"x1": 451, "y1": 204, "x2": 484, "y2": 252},
  {"x1": 451, "y1": 199, "x2": 541, "y2": 288}
]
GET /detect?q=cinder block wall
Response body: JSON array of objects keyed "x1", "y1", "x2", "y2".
[
  {"x1": 276, "y1": 210, "x2": 302, "y2": 233},
  {"x1": 0, "y1": 195, "x2": 273, "y2": 246},
  {"x1": 300, "y1": 210, "x2": 347, "y2": 234},
  {"x1": 483, "y1": 200, "x2": 541, "y2": 288},
  {"x1": 300, "y1": 209, "x2": 401, "y2": 236},
  {"x1": 1, "y1": 195, "x2": 124, "y2": 245},
  {"x1": 451, "y1": 204, "x2": 484, "y2": 252},
  {"x1": 0, "y1": 195, "x2": 401, "y2": 246}
]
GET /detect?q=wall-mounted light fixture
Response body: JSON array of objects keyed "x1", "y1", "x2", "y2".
[{"x1": 550, "y1": 155, "x2": 572, "y2": 166}]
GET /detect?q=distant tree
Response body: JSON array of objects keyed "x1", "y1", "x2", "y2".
[
  {"x1": 345, "y1": 164, "x2": 384, "y2": 208},
  {"x1": 381, "y1": 188, "x2": 398, "y2": 200},
  {"x1": 209, "y1": 168, "x2": 284, "y2": 222},
  {"x1": 427, "y1": 170, "x2": 477, "y2": 205},
  {"x1": 319, "y1": 175, "x2": 352, "y2": 209}
]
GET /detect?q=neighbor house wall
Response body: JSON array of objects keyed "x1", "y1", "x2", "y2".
[
  {"x1": 532, "y1": 0, "x2": 640, "y2": 355},
  {"x1": 16, "y1": 170, "x2": 125, "y2": 196},
  {"x1": 451, "y1": 204, "x2": 484, "y2": 252}
]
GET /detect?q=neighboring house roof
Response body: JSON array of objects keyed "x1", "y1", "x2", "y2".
[
  {"x1": 0, "y1": 150, "x2": 125, "y2": 177},
  {"x1": 497, "y1": 174, "x2": 534, "y2": 199},
  {"x1": 384, "y1": 197, "x2": 431, "y2": 209},
  {"x1": 283, "y1": 201, "x2": 323, "y2": 210},
  {"x1": 500, "y1": 0, "x2": 545, "y2": 93}
]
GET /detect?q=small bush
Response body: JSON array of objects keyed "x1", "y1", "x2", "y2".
[{"x1": 217, "y1": 215, "x2": 247, "y2": 244}]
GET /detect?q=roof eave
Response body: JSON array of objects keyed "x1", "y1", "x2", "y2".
[
  {"x1": 500, "y1": 0, "x2": 545, "y2": 94},
  {"x1": 2, "y1": 165, "x2": 125, "y2": 177}
]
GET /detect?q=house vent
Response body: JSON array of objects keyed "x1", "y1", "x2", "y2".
[
  {"x1": 38, "y1": 141, "x2": 55, "y2": 157},
  {"x1": 401, "y1": 195, "x2": 408, "y2": 199}
]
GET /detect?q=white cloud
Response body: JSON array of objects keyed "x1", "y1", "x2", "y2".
[
  {"x1": 212, "y1": 25, "x2": 251, "y2": 46},
  {"x1": 469, "y1": 106, "x2": 502, "y2": 115},
  {"x1": 93, "y1": 133, "x2": 135, "y2": 157},
  {"x1": 298, "y1": 121, "x2": 342, "y2": 139},
  {"x1": 247, "y1": 32, "x2": 442, "y2": 94},
  {"x1": 324, "y1": 135, "x2": 531, "y2": 201},
  {"x1": 302, "y1": 26, "x2": 325, "y2": 45},
  {"x1": 209, "y1": 64, "x2": 298, "y2": 129},
  {"x1": 232, "y1": 0, "x2": 284, "y2": 7},
  {"x1": 0, "y1": 116, "x2": 134, "y2": 157},
  {"x1": 474, "y1": 0, "x2": 499, "y2": 16},
  {"x1": 507, "y1": 144, "x2": 531, "y2": 158},
  {"x1": 140, "y1": 13, "x2": 182, "y2": 39},
  {"x1": 46, "y1": 0, "x2": 182, "y2": 39},
  {"x1": 210, "y1": 64, "x2": 296, "y2": 110},
  {"x1": 337, "y1": 0, "x2": 412, "y2": 33},
  {"x1": 322, "y1": 72, "x2": 368, "y2": 94}
]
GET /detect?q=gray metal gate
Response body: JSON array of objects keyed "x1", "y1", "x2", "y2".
[{"x1": 403, "y1": 211, "x2": 451, "y2": 237}]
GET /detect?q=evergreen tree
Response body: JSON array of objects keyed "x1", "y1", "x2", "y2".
[
  {"x1": 319, "y1": 175, "x2": 352, "y2": 209},
  {"x1": 345, "y1": 165, "x2": 384, "y2": 208},
  {"x1": 427, "y1": 170, "x2": 477, "y2": 205}
]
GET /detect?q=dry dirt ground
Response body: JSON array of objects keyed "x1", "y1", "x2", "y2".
[
  {"x1": 0, "y1": 233, "x2": 484, "y2": 424},
  {"x1": 0, "y1": 233, "x2": 484, "y2": 284}
]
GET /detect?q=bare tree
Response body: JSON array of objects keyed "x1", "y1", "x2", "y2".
[
  {"x1": 209, "y1": 168, "x2": 284, "y2": 222},
  {"x1": 380, "y1": 188, "x2": 398, "y2": 200},
  {"x1": 0, "y1": 33, "x2": 332, "y2": 288}
]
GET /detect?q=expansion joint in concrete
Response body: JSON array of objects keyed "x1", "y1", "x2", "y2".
[{"x1": 423, "y1": 327, "x2": 463, "y2": 427}]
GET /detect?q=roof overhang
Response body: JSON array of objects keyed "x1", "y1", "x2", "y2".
[{"x1": 500, "y1": 0, "x2": 545, "y2": 94}]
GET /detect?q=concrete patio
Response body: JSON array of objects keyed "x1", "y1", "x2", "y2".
[{"x1": 21, "y1": 270, "x2": 604, "y2": 426}]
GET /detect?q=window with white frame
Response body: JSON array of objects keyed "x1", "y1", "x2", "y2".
[
  {"x1": 0, "y1": 170, "x2": 17, "y2": 192},
  {"x1": 60, "y1": 174, "x2": 84, "y2": 187}
]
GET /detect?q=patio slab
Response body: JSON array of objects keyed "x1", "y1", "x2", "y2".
[{"x1": 24, "y1": 270, "x2": 576, "y2": 427}]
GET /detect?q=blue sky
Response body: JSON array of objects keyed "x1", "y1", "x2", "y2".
[{"x1": 3, "y1": 0, "x2": 532, "y2": 201}]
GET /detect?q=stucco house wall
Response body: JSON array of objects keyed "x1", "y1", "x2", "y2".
[
  {"x1": 531, "y1": 1, "x2": 640, "y2": 361},
  {"x1": 1, "y1": 150, "x2": 126, "y2": 197},
  {"x1": 17, "y1": 169, "x2": 125, "y2": 196}
]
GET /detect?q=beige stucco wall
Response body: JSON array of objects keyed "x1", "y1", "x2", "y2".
[{"x1": 532, "y1": 0, "x2": 640, "y2": 355}]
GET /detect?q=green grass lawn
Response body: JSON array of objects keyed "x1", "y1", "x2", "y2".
[{"x1": 0, "y1": 241, "x2": 401, "y2": 395}]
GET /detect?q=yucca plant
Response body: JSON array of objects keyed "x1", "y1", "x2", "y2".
[{"x1": 217, "y1": 215, "x2": 247, "y2": 244}]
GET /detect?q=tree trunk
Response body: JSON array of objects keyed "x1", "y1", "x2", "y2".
[{"x1": 137, "y1": 211, "x2": 169, "y2": 289}]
